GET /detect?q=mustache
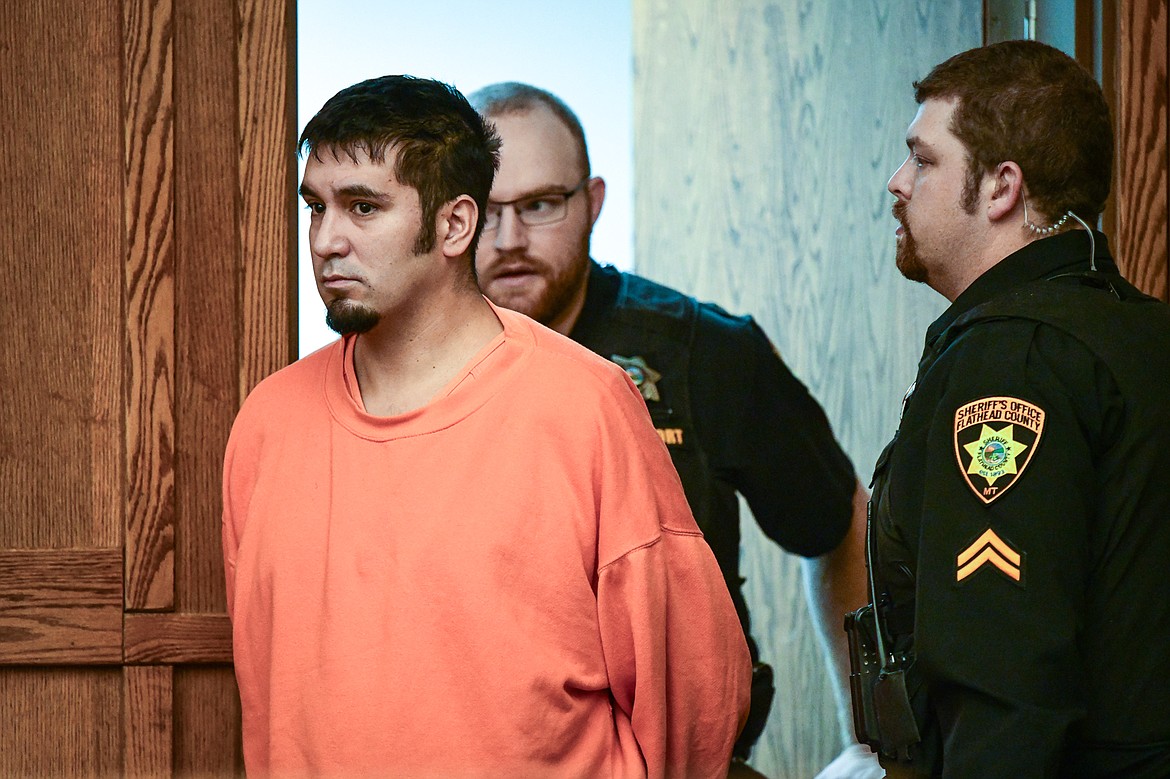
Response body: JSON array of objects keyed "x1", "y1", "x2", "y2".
[
  {"x1": 892, "y1": 200, "x2": 909, "y2": 225},
  {"x1": 484, "y1": 250, "x2": 542, "y2": 272}
]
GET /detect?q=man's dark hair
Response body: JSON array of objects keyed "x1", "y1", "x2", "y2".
[
  {"x1": 467, "y1": 82, "x2": 591, "y2": 177},
  {"x1": 299, "y1": 75, "x2": 501, "y2": 261},
  {"x1": 915, "y1": 40, "x2": 1112, "y2": 222}
]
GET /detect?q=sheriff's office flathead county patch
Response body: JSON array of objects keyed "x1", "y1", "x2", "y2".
[{"x1": 953, "y1": 396, "x2": 1044, "y2": 504}]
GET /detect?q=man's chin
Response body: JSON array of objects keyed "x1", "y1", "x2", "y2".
[
  {"x1": 895, "y1": 254, "x2": 929, "y2": 284},
  {"x1": 325, "y1": 300, "x2": 380, "y2": 335},
  {"x1": 894, "y1": 234, "x2": 930, "y2": 284}
]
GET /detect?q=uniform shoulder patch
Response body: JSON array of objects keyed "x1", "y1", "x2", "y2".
[{"x1": 953, "y1": 396, "x2": 1044, "y2": 504}]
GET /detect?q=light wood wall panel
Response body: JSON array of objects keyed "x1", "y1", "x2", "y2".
[{"x1": 633, "y1": 2, "x2": 980, "y2": 775}]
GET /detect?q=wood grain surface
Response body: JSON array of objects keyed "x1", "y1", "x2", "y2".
[
  {"x1": 2, "y1": 0, "x2": 294, "y2": 773},
  {"x1": 124, "y1": 613, "x2": 233, "y2": 664},
  {"x1": 124, "y1": 665, "x2": 174, "y2": 778},
  {"x1": 173, "y1": 0, "x2": 242, "y2": 621},
  {"x1": 1116, "y1": 0, "x2": 1168, "y2": 300},
  {"x1": 0, "y1": 549, "x2": 123, "y2": 664},
  {"x1": 238, "y1": 0, "x2": 299, "y2": 397},
  {"x1": 124, "y1": 0, "x2": 178, "y2": 612},
  {"x1": 174, "y1": 666, "x2": 246, "y2": 777},
  {"x1": 0, "y1": 0, "x2": 123, "y2": 550},
  {"x1": 0, "y1": 668, "x2": 122, "y2": 778}
]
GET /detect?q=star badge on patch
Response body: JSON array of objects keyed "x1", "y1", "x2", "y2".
[
  {"x1": 953, "y1": 396, "x2": 1045, "y2": 504},
  {"x1": 611, "y1": 354, "x2": 661, "y2": 402}
]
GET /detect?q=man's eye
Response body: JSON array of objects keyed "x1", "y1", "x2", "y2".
[
  {"x1": 354, "y1": 202, "x2": 376, "y2": 215},
  {"x1": 913, "y1": 155, "x2": 928, "y2": 168},
  {"x1": 520, "y1": 197, "x2": 556, "y2": 215},
  {"x1": 306, "y1": 202, "x2": 324, "y2": 215}
]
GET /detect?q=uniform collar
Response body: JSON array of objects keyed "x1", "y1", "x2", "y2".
[
  {"x1": 568, "y1": 259, "x2": 621, "y2": 341},
  {"x1": 925, "y1": 230, "x2": 1115, "y2": 348}
]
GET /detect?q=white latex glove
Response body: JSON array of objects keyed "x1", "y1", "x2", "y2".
[{"x1": 812, "y1": 743, "x2": 885, "y2": 779}]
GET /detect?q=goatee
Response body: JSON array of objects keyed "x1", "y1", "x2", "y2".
[
  {"x1": 325, "y1": 299, "x2": 380, "y2": 335},
  {"x1": 892, "y1": 201, "x2": 928, "y2": 284}
]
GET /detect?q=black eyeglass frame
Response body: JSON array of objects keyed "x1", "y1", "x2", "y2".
[{"x1": 481, "y1": 176, "x2": 591, "y2": 232}]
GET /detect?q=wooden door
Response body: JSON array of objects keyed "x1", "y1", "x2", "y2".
[
  {"x1": 0, "y1": 0, "x2": 294, "y2": 774},
  {"x1": 1114, "y1": 0, "x2": 1169, "y2": 299}
]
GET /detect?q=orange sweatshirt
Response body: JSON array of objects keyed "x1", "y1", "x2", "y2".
[{"x1": 222, "y1": 304, "x2": 750, "y2": 778}]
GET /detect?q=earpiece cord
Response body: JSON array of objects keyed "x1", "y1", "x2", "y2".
[
  {"x1": 1024, "y1": 198, "x2": 1097, "y2": 272},
  {"x1": 1066, "y1": 211, "x2": 1097, "y2": 272}
]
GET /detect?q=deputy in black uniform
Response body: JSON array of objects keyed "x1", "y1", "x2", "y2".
[
  {"x1": 857, "y1": 40, "x2": 1170, "y2": 776},
  {"x1": 468, "y1": 83, "x2": 877, "y2": 777}
]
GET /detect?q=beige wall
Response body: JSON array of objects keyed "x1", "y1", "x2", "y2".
[{"x1": 632, "y1": 2, "x2": 980, "y2": 775}]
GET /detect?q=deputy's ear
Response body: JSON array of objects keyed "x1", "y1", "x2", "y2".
[
  {"x1": 439, "y1": 195, "x2": 477, "y2": 257},
  {"x1": 987, "y1": 160, "x2": 1024, "y2": 223},
  {"x1": 586, "y1": 176, "x2": 606, "y2": 227}
]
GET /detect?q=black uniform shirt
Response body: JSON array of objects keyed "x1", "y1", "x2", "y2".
[
  {"x1": 872, "y1": 231, "x2": 1170, "y2": 777},
  {"x1": 570, "y1": 261, "x2": 856, "y2": 642}
]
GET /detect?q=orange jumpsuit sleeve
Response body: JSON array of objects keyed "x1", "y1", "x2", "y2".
[{"x1": 595, "y1": 372, "x2": 751, "y2": 778}]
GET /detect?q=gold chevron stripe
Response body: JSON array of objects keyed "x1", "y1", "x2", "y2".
[
  {"x1": 956, "y1": 547, "x2": 1021, "y2": 582},
  {"x1": 956, "y1": 528, "x2": 1021, "y2": 567}
]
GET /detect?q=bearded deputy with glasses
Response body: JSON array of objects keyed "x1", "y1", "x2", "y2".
[{"x1": 470, "y1": 82, "x2": 878, "y2": 779}]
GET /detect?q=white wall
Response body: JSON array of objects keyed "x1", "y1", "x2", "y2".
[{"x1": 297, "y1": 1, "x2": 634, "y2": 355}]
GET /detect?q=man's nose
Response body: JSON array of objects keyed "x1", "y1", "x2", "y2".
[
  {"x1": 311, "y1": 210, "x2": 349, "y2": 258},
  {"x1": 492, "y1": 206, "x2": 528, "y2": 252},
  {"x1": 888, "y1": 156, "x2": 913, "y2": 200}
]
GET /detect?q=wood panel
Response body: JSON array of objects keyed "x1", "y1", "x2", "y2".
[
  {"x1": 0, "y1": 0, "x2": 123, "y2": 550},
  {"x1": 0, "y1": 549, "x2": 123, "y2": 664},
  {"x1": 2, "y1": 0, "x2": 295, "y2": 775},
  {"x1": 174, "y1": 666, "x2": 245, "y2": 777},
  {"x1": 124, "y1": 666, "x2": 174, "y2": 778},
  {"x1": 1116, "y1": 0, "x2": 1168, "y2": 300},
  {"x1": 0, "y1": 668, "x2": 122, "y2": 777},
  {"x1": 633, "y1": 2, "x2": 979, "y2": 775},
  {"x1": 173, "y1": 0, "x2": 242, "y2": 621},
  {"x1": 124, "y1": 613, "x2": 233, "y2": 663},
  {"x1": 238, "y1": 0, "x2": 299, "y2": 396},
  {"x1": 124, "y1": 0, "x2": 177, "y2": 612}
]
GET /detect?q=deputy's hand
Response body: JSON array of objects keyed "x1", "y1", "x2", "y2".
[{"x1": 812, "y1": 743, "x2": 884, "y2": 779}]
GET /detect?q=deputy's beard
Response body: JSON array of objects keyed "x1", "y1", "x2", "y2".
[
  {"x1": 893, "y1": 201, "x2": 928, "y2": 284},
  {"x1": 325, "y1": 298, "x2": 380, "y2": 335},
  {"x1": 484, "y1": 231, "x2": 591, "y2": 328}
]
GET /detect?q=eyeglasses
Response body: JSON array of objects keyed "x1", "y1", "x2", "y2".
[{"x1": 482, "y1": 177, "x2": 590, "y2": 232}]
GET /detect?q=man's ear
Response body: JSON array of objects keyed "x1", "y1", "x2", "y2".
[
  {"x1": 987, "y1": 160, "x2": 1025, "y2": 223},
  {"x1": 439, "y1": 195, "x2": 478, "y2": 257},
  {"x1": 586, "y1": 176, "x2": 606, "y2": 228}
]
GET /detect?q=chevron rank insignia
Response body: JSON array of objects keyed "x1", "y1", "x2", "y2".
[
  {"x1": 956, "y1": 528, "x2": 1024, "y2": 585},
  {"x1": 611, "y1": 354, "x2": 661, "y2": 402},
  {"x1": 953, "y1": 396, "x2": 1044, "y2": 504}
]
